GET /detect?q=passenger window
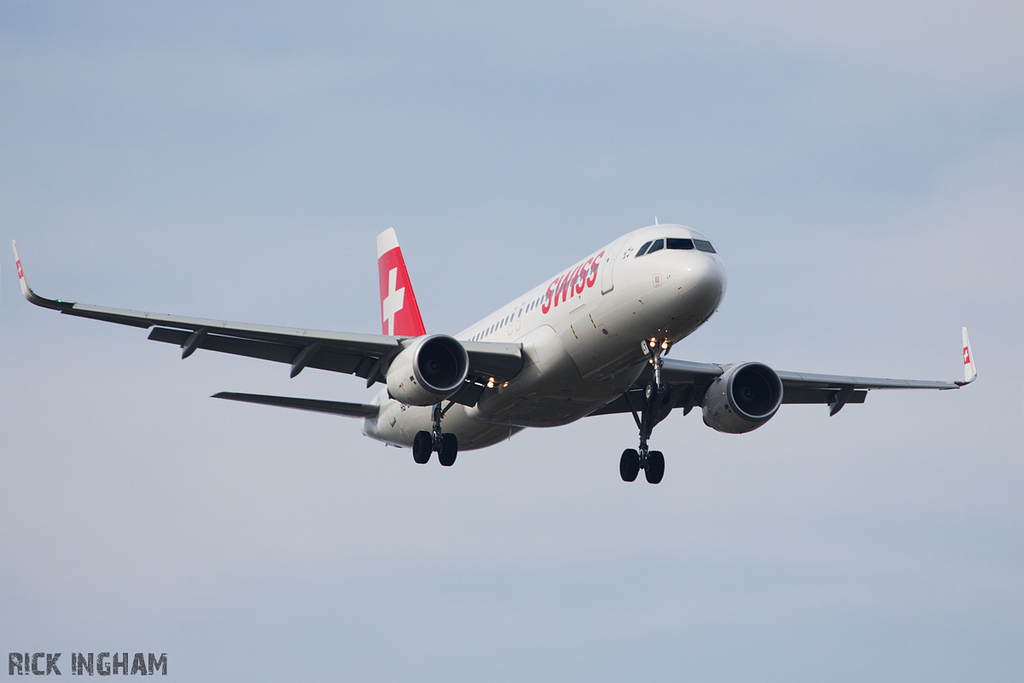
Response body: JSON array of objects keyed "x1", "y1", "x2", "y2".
[
  {"x1": 647, "y1": 239, "x2": 664, "y2": 254},
  {"x1": 635, "y1": 241, "x2": 653, "y2": 257},
  {"x1": 694, "y1": 239, "x2": 716, "y2": 253},
  {"x1": 666, "y1": 238, "x2": 694, "y2": 250}
]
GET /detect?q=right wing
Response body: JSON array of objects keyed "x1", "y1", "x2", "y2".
[{"x1": 12, "y1": 241, "x2": 524, "y2": 400}]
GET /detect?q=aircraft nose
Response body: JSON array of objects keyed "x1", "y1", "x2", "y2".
[{"x1": 674, "y1": 252, "x2": 727, "y2": 312}]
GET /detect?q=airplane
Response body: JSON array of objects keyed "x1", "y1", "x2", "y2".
[{"x1": 11, "y1": 224, "x2": 975, "y2": 484}]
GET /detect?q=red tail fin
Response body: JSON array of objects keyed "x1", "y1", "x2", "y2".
[{"x1": 376, "y1": 228, "x2": 426, "y2": 337}]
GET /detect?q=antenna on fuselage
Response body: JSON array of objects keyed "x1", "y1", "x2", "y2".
[{"x1": 654, "y1": 216, "x2": 659, "y2": 225}]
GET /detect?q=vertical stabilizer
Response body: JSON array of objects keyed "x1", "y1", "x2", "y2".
[{"x1": 376, "y1": 228, "x2": 426, "y2": 337}]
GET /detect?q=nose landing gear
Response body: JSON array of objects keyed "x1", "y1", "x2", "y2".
[
  {"x1": 620, "y1": 339, "x2": 674, "y2": 484},
  {"x1": 413, "y1": 401, "x2": 459, "y2": 466}
]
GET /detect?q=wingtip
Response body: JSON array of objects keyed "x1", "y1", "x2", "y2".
[
  {"x1": 10, "y1": 241, "x2": 74, "y2": 311},
  {"x1": 12, "y1": 239, "x2": 32, "y2": 300},
  {"x1": 957, "y1": 326, "x2": 977, "y2": 386}
]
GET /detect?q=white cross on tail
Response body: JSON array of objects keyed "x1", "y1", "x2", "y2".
[{"x1": 381, "y1": 267, "x2": 405, "y2": 335}]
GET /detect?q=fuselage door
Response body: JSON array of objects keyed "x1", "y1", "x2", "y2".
[{"x1": 601, "y1": 235, "x2": 629, "y2": 295}]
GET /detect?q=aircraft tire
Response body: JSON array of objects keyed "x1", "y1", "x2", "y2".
[
  {"x1": 438, "y1": 433, "x2": 458, "y2": 467},
  {"x1": 413, "y1": 431, "x2": 433, "y2": 464},
  {"x1": 620, "y1": 448, "x2": 640, "y2": 482},
  {"x1": 645, "y1": 450, "x2": 665, "y2": 484}
]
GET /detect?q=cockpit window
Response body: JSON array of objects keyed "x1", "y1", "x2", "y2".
[
  {"x1": 666, "y1": 238, "x2": 694, "y2": 250},
  {"x1": 693, "y1": 239, "x2": 716, "y2": 253},
  {"x1": 637, "y1": 236, "x2": 712, "y2": 256}
]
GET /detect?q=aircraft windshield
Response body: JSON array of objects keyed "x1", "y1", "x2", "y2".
[{"x1": 635, "y1": 237, "x2": 715, "y2": 256}]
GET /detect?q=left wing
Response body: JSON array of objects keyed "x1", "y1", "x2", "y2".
[
  {"x1": 12, "y1": 241, "x2": 524, "y2": 400},
  {"x1": 591, "y1": 330, "x2": 975, "y2": 418}
]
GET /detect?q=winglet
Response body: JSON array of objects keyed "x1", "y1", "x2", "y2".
[
  {"x1": 11, "y1": 240, "x2": 73, "y2": 311},
  {"x1": 958, "y1": 327, "x2": 976, "y2": 386}
]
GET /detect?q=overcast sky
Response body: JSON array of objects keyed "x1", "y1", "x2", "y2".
[{"x1": 2, "y1": 2, "x2": 1022, "y2": 680}]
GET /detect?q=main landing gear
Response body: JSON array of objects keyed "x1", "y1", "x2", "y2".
[
  {"x1": 413, "y1": 402, "x2": 459, "y2": 466},
  {"x1": 621, "y1": 339, "x2": 673, "y2": 484}
]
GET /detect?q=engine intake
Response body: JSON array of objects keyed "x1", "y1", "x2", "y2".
[
  {"x1": 702, "y1": 362, "x2": 783, "y2": 434},
  {"x1": 386, "y1": 334, "x2": 470, "y2": 406}
]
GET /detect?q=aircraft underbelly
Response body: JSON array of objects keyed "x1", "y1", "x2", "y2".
[
  {"x1": 364, "y1": 401, "x2": 524, "y2": 451},
  {"x1": 468, "y1": 358, "x2": 643, "y2": 428}
]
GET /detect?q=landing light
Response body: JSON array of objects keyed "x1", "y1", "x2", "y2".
[{"x1": 487, "y1": 377, "x2": 496, "y2": 388}]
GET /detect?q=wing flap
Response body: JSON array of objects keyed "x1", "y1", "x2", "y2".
[
  {"x1": 781, "y1": 388, "x2": 867, "y2": 405},
  {"x1": 147, "y1": 327, "x2": 371, "y2": 374}
]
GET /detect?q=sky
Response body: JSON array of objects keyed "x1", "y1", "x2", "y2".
[{"x1": 1, "y1": 1, "x2": 1022, "y2": 680}]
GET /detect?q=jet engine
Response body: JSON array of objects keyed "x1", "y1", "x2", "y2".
[
  {"x1": 386, "y1": 334, "x2": 470, "y2": 406},
  {"x1": 702, "y1": 362, "x2": 784, "y2": 434}
]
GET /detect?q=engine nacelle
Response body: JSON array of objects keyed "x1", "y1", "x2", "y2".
[
  {"x1": 702, "y1": 362, "x2": 784, "y2": 434},
  {"x1": 386, "y1": 334, "x2": 470, "y2": 407}
]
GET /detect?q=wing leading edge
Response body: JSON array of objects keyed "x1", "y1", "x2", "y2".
[{"x1": 11, "y1": 241, "x2": 523, "y2": 402}]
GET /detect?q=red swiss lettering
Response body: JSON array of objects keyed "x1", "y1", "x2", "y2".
[
  {"x1": 540, "y1": 250, "x2": 607, "y2": 315},
  {"x1": 576, "y1": 258, "x2": 594, "y2": 294},
  {"x1": 586, "y1": 251, "x2": 604, "y2": 288},
  {"x1": 541, "y1": 281, "x2": 557, "y2": 314}
]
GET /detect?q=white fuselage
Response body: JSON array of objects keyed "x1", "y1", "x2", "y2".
[{"x1": 362, "y1": 224, "x2": 728, "y2": 450}]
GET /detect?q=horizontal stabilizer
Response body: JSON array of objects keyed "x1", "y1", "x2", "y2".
[{"x1": 212, "y1": 392, "x2": 379, "y2": 419}]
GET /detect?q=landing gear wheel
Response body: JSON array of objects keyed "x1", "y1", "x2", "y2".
[
  {"x1": 645, "y1": 450, "x2": 665, "y2": 484},
  {"x1": 438, "y1": 433, "x2": 459, "y2": 467},
  {"x1": 620, "y1": 448, "x2": 640, "y2": 482},
  {"x1": 412, "y1": 431, "x2": 432, "y2": 464}
]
